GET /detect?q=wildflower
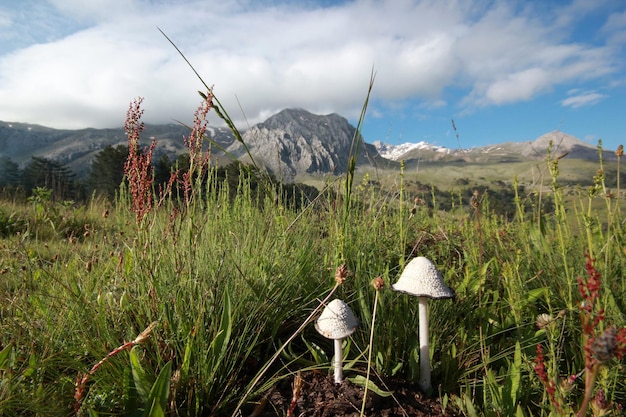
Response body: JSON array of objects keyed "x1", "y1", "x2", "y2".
[
  {"x1": 534, "y1": 344, "x2": 561, "y2": 412},
  {"x1": 371, "y1": 276, "x2": 385, "y2": 291},
  {"x1": 536, "y1": 313, "x2": 552, "y2": 329},
  {"x1": 133, "y1": 321, "x2": 158, "y2": 344},
  {"x1": 591, "y1": 327, "x2": 616, "y2": 363},
  {"x1": 180, "y1": 92, "x2": 214, "y2": 204},
  {"x1": 123, "y1": 97, "x2": 155, "y2": 222},
  {"x1": 559, "y1": 373, "x2": 577, "y2": 394},
  {"x1": 578, "y1": 254, "x2": 604, "y2": 336},
  {"x1": 616, "y1": 144, "x2": 624, "y2": 158},
  {"x1": 470, "y1": 190, "x2": 480, "y2": 209},
  {"x1": 334, "y1": 264, "x2": 349, "y2": 285},
  {"x1": 613, "y1": 327, "x2": 626, "y2": 360},
  {"x1": 591, "y1": 389, "x2": 610, "y2": 416}
]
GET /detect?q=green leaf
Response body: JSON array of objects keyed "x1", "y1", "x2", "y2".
[
  {"x1": 123, "y1": 357, "x2": 139, "y2": 415},
  {"x1": 344, "y1": 340, "x2": 366, "y2": 371},
  {"x1": 463, "y1": 394, "x2": 479, "y2": 417},
  {"x1": 526, "y1": 287, "x2": 548, "y2": 303},
  {"x1": 130, "y1": 346, "x2": 151, "y2": 403},
  {"x1": 180, "y1": 330, "x2": 194, "y2": 382},
  {"x1": 0, "y1": 342, "x2": 12, "y2": 370},
  {"x1": 391, "y1": 361, "x2": 403, "y2": 376},
  {"x1": 143, "y1": 403, "x2": 164, "y2": 417},
  {"x1": 507, "y1": 341, "x2": 522, "y2": 409},
  {"x1": 483, "y1": 368, "x2": 502, "y2": 412},
  {"x1": 348, "y1": 375, "x2": 393, "y2": 397},
  {"x1": 23, "y1": 353, "x2": 36, "y2": 377},
  {"x1": 302, "y1": 337, "x2": 328, "y2": 365},
  {"x1": 143, "y1": 361, "x2": 172, "y2": 417},
  {"x1": 206, "y1": 288, "x2": 232, "y2": 380}
]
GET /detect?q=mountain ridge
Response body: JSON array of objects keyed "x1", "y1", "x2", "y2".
[
  {"x1": 374, "y1": 130, "x2": 614, "y2": 163},
  {"x1": 0, "y1": 111, "x2": 616, "y2": 179}
]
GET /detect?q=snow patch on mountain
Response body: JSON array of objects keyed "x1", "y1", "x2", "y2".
[{"x1": 372, "y1": 140, "x2": 451, "y2": 161}]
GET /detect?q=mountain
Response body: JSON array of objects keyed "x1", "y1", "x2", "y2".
[
  {"x1": 0, "y1": 121, "x2": 235, "y2": 176},
  {"x1": 227, "y1": 108, "x2": 389, "y2": 179},
  {"x1": 0, "y1": 111, "x2": 615, "y2": 180},
  {"x1": 374, "y1": 131, "x2": 615, "y2": 163},
  {"x1": 373, "y1": 140, "x2": 451, "y2": 161},
  {"x1": 1, "y1": 109, "x2": 389, "y2": 180}
]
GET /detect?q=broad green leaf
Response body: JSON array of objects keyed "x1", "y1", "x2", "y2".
[
  {"x1": 526, "y1": 287, "x2": 548, "y2": 303},
  {"x1": 143, "y1": 361, "x2": 172, "y2": 417},
  {"x1": 463, "y1": 394, "x2": 479, "y2": 417},
  {"x1": 0, "y1": 342, "x2": 12, "y2": 370},
  {"x1": 131, "y1": 346, "x2": 151, "y2": 403},
  {"x1": 123, "y1": 357, "x2": 139, "y2": 415},
  {"x1": 23, "y1": 353, "x2": 36, "y2": 377},
  {"x1": 348, "y1": 375, "x2": 393, "y2": 397},
  {"x1": 144, "y1": 403, "x2": 164, "y2": 417},
  {"x1": 508, "y1": 341, "x2": 522, "y2": 408}
]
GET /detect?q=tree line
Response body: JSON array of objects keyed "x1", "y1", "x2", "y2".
[
  {"x1": 1, "y1": 146, "x2": 131, "y2": 201},
  {"x1": 0, "y1": 146, "x2": 319, "y2": 209},
  {"x1": 1, "y1": 146, "x2": 545, "y2": 219}
]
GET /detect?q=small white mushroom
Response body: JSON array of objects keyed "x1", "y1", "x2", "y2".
[
  {"x1": 315, "y1": 299, "x2": 359, "y2": 384},
  {"x1": 392, "y1": 256, "x2": 454, "y2": 392}
]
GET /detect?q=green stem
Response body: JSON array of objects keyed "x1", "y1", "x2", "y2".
[
  {"x1": 577, "y1": 362, "x2": 599, "y2": 417},
  {"x1": 360, "y1": 290, "x2": 380, "y2": 417}
]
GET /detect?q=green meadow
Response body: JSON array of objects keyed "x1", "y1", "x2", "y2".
[{"x1": 1, "y1": 89, "x2": 625, "y2": 416}]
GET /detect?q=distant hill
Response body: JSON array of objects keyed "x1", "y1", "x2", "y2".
[
  {"x1": 0, "y1": 112, "x2": 615, "y2": 180},
  {"x1": 0, "y1": 121, "x2": 235, "y2": 176},
  {"x1": 374, "y1": 131, "x2": 615, "y2": 164}
]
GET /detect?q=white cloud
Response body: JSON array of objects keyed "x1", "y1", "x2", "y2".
[
  {"x1": 0, "y1": 0, "x2": 623, "y2": 129},
  {"x1": 46, "y1": 0, "x2": 142, "y2": 22},
  {"x1": 0, "y1": 9, "x2": 10, "y2": 28},
  {"x1": 601, "y1": 9, "x2": 626, "y2": 46},
  {"x1": 485, "y1": 68, "x2": 551, "y2": 104},
  {"x1": 561, "y1": 91, "x2": 607, "y2": 108}
]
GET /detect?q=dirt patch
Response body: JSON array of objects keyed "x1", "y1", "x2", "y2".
[{"x1": 257, "y1": 371, "x2": 453, "y2": 416}]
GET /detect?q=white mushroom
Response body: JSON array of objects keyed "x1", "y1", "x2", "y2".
[
  {"x1": 392, "y1": 256, "x2": 455, "y2": 392},
  {"x1": 315, "y1": 299, "x2": 359, "y2": 384}
]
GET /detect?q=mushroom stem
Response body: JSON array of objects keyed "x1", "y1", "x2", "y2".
[
  {"x1": 418, "y1": 296, "x2": 431, "y2": 392},
  {"x1": 333, "y1": 338, "x2": 343, "y2": 384}
]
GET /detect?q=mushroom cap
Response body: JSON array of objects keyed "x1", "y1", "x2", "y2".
[
  {"x1": 392, "y1": 256, "x2": 455, "y2": 299},
  {"x1": 315, "y1": 299, "x2": 359, "y2": 339}
]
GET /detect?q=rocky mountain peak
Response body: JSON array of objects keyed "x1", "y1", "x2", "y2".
[
  {"x1": 521, "y1": 130, "x2": 601, "y2": 159},
  {"x1": 227, "y1": 108, "x2": 382, "y2": 180}
]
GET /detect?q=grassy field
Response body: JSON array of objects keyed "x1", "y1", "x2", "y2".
[{"x1": 1, "y1": 94, "x2": 625, "y2": 416}]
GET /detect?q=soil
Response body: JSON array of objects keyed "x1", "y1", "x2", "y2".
[{"x1": 256, "y1": 370, "x2": 454, "y2": 417}]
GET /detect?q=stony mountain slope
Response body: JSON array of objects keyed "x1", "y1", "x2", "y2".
[{"x1": 228, "y1": 108, "x2": 387, "y2": 179}]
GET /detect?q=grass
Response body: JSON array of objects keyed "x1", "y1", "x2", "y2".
[{"x1": 1, "y1": 94, "x2": 625, "y2": 416}]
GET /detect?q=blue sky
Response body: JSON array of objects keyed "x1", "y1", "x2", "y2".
[{"x1": 0, "y1": 0, "x2": 625, "y2": 150}]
